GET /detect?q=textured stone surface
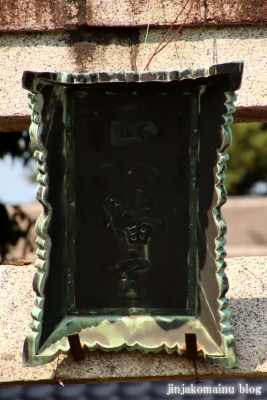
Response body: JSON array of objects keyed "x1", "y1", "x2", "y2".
[
  {"x1": 136, "y1": 26, "x2": 267, "y2": 122},
  {"x1": 0, "y1": 31, "x2": 137, "y2": 131},
  {"x1": 0, "y1": 257, "x2": 267, "y2": 384},
  {"x1": 206, "y1": 0, "x2": 267, "y2": 25},
  {"x1": 223, "y1": 197, "x2": 267, "y2": 257},
  {"x1": 0, "y1": 25, "x2": 267, "y2": 131},
  {"x1": 0, "y1": 265, "x2": 58, "y2": 384},
  {"x1": 0, "y1": 0, "x2": 267, "y2": 31}
]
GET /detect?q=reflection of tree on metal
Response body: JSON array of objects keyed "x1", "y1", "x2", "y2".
[
  {"x1": 110, "y1": 120, "x2": 158, "y2": 148},
  {"x1": 108, "y1": 249, "x2": 149, "y2": 299},
  {"x1": 100, "y1": 189, "x2": 162, "y2": 244}
]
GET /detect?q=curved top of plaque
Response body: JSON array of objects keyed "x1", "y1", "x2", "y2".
[
  {"x1": 23, "y1": 61, "x2": 243, "y2": 90},
  {"x1": 22, "y1": 62, "x2": 243, "y2": 369}
]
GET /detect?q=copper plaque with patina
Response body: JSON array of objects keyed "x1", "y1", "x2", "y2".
[{"x1": 22, "y1": 62, "x2": 243, "y2": 368}]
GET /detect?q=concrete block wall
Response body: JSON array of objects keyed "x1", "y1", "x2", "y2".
[{"x1": 0, "y1": 0, "x2": 267, "y2": 131}]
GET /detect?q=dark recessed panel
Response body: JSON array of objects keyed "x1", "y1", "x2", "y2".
[{"x1": 71, "y1": 90, "x2": 196, "y2": 313}]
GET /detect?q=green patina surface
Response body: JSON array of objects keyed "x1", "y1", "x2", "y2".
[{"x1": 22, "y1": 62, "x2": 243, "y2": 369}]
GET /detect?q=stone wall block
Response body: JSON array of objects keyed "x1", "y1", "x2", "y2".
[{"x1": 1, "y1": 0, "x2": 267, "y2": 31}]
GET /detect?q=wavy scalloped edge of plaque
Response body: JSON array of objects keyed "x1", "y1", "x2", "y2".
[
  {"x1": 23, "y1": 81, "x2": 52, "y2": 362},
  {"x1": 22, "y1": 62, "x2": 244, "y2": 369},
  {"x1": 24, "y1": 315, "x2": 223, "y2": 366},
  {"x1": 23, "y1": 61, "x2": 243, "y2": 87},
  {"x1": 211, "y1": 91, "x2": 238, "y2": 368}
]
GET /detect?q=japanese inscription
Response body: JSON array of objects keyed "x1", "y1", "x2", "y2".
[
  {"x1": 109, "y1": 249, "x2": 149, "y2": 299},
  {"x1": 110, "y1": 102, "x2": 158, "y2": 148},
  {"x1": 101, "y1": 189, "x2": 162, "y2": 244},
  {"x1": 23, "y1": 63, "x2": 243, "y2": 368},
  {"x1": 71, "y1": 92, "x2": 193, "y2": 312},
  {"x1": 104, "y1": 101, "x2": 162, "y2": 298}
]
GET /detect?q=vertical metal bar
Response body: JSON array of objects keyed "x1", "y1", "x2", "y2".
[
  {"x1": 185, "y1": 333, "x2": 198, "y2": 360},
  {"x1": 187, "y1": 92, "x2": 199, "y2": 311},
  {"x1": 66, "y1": 90, "x2": 76, "y2": 311},
  {"x1": 68, "y1": 333, "x2": 84, "y2": 362}
]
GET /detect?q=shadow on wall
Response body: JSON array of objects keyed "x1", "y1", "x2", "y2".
[{"x1": 0, "y1": 203, "x2": 37, "y2": 264}]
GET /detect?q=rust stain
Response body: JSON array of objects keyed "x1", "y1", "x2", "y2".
[
  {"x1": 67, "y1": 28, "x2": 139, "y2": 72},
  {"x1": 1, "y1": 0, "x2": 267, "y2": 30},
  {"x1": 180, "y1": 341, "x2": 204, "y2": 352},
  {"x1": 10, "y1": 258, "x2": 31, "y2": 266},
  {"x1": 206, "y1": 0, "x2": 267, "y2": 24},
  {"x1": 72, "y1": 41, "x2": 97, "y2": 71},
  {"x1": 76, "y1": 0, "x2": 93, "y2": 27}
]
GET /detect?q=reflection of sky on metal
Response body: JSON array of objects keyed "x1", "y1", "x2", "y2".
[{"x1": 0, "y1": 155, "x2": 37, "y2": 204}]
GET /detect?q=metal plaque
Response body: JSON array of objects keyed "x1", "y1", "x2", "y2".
[{"x1": 22, "y1": 62, "x2": 243, "y2": 368}]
